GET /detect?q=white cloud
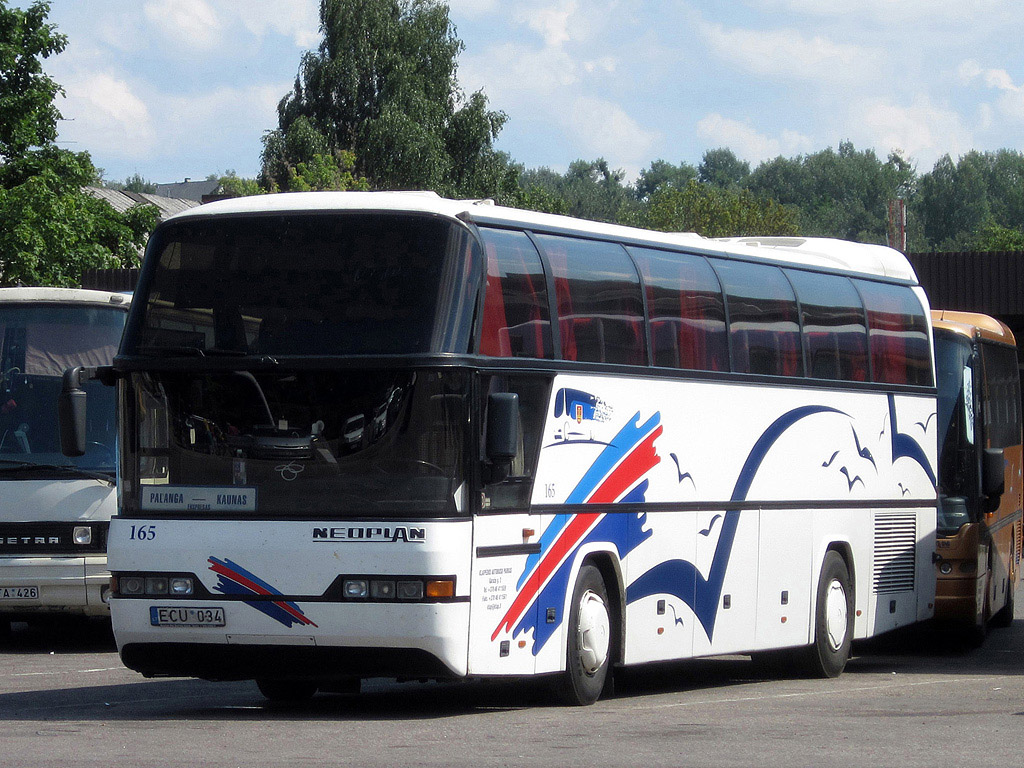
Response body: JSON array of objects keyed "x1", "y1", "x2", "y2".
[
  {"x1": 854, "y1": 97, "x2": 973, "y2": 166},
  {"x1": 564, "y1": 96, "x2": 659, "y2": 174},
  {"x1": 696, "y1": 114, "x2": 813, "y2": 162},
  {"x1": 515, "y1": 1, "x2": 578, "y2": 46},
  {"x1": 221, "y1": 1, "x2": 321, "y2": 48},
  {"x1": 143, "y1": 0, "x2": 224, "y2": 51},
  {"x1": 749, "y1": 0, "x2": 1006, "y2": 21},
  {"x1": 699, "y1": 22, "x2": 877, "y2": 84},
  {"x1": 960, "y1": 59, "x2": 1024, "y2": 124},
  {"x1": 57, "y1": 71, "x2": 157, "y2": 160}
]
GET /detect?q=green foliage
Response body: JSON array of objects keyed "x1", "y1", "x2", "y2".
[
  {"x1": 0, "y1": 0, "x2": 159, "y2": 287},
  {"x1": 0, "y1": 149, "x2": 158, "y2": 285},
  {"x1": 642, "y1": 180, "x2": 799, "y2": 237},
  {"x1": 973, "y1": 221, "x2": 1024, "y2": 251},
  {"x1": 746, "y1": 142, "x2": 915, "y2": 244},
  {"x1": 0, "y1": 0, "x2": 65, "y2": 160},
  {"x1": 519, "y1": 159, "x2": 637, "y2": 224},
  {"x1": 122, "y1": 172, "x2": 156, "y2": 194},
  {"x1": 698, "y1": 148, "x2": 750, "y2": 189},
  {"x1": 634, "y1": 159, "x2": 697, "y2": 200},
  {"x1": 913, "y1": 150, "x2": 1024, "y2": 250},
  {"x1": 263, "y1": 0, "x2": 513, "y2": 199}
]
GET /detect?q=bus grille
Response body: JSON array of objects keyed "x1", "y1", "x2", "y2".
[{"x1": 873, "y1": 513, "x2": 917, "y2": 594}]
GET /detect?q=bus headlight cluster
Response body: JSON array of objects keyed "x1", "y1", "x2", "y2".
[
  {"x1": 341, "y1": 577, "x2": 453, "y2": 601},
  {"x1": 115, "y1": 574, "x2": 194, "y2": 597}
]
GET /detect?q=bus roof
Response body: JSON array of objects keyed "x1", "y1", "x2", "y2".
[
  {"x1": 167, "y1": 191, "x2": 919, "y2": 283},
  {"x1": 931, "y1": 310, "x2": 1016, "y2": 346},
  {"x1": 0, "y1": 286, "x2": 131, "y2": 308}
]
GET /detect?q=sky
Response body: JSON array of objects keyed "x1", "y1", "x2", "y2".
[{"x1": 20, "y1": 0, "x2": 1024, "y2": 186}]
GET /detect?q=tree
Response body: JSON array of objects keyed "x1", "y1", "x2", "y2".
[
  {"x1": 698, "y1": 148, "x2": 750, "y2": 189},
  {"x1": 634, "y1": 159, "x2": 698, "y2": 200},
  {"x1": 519, "y1": 159, "x2": 637, "y2": 224},
  {"x1": 0, "y1": 1, "x2": 157, "y2": 286},
  {"x1": 642, "y1": 180, "x2": 799, "y2": 237},
  {"x1": 747, "y1": 143, "x2": 915, "y2": 244},
  {"x1": 262, "y1": 0, "x2": 514, "y2": 200}
]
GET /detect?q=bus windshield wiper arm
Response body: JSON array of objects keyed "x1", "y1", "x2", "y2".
[{"x1": 0, "y1": 459, "x2": 115, "y2": 486}]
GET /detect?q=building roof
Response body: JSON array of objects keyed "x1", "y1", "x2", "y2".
[
  {"x1": 153, "y1": 179, "x2": 221, "y2": 202},
  {"x1": 85, "y1": 187, "x2": 199, "y2": 220}
]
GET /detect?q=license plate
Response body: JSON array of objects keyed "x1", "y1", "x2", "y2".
[
  {"x1": 0, "y1": 586, "x2": 39, "y2": 600},
  {"x1": 150, "y1": 606, "x2": 225, "y2": 627}
]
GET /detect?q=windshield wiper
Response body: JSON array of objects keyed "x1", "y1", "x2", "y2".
[{"x1": 0, "y1": 459, "x2": 115, "y2": 486}]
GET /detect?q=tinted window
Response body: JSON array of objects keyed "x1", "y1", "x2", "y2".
[
  {"x1": 786, "y1": 270, "x2": 869, "y2": 382},
  {"x1": 855, "y1": 281, "x2": 932, "y2": 386},
  {"x1": 630, "y1": 247, "x2": 728, "y2": 371},
  {"x1": 980, "y1": 342, "x2": 1021, "y2": 449},
  {"x1": 478, "y1": 229, "x2": 553, "y2": 359},
  {"x1": 714, "y1": 260, "x2": 802, "y2": 377},
  {"x1": 131, "y1": 214, "x2": 479, "y2": 356},
  {"x1": 535, "y1": 235, "x2": 646, "y2": 365}
]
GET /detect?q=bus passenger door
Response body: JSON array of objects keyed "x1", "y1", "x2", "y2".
[{"x1": 468, "y1": 511, "x2": 540, "y2": 676}]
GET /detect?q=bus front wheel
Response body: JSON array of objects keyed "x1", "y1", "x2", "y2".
[
  {"x1": 554, "y1": 564, "x2": 612, "y2": 706},
  {"x1": 797, "y1": 551, "x2": 854, "y2": 678}
]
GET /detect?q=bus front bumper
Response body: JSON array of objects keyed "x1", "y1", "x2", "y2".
[
  {"x1": 0, "y1": 556, "x2": 111, "y2": 617},
  {"x1": 112, "y1": 597, "x2": 471, "y2": 681}
]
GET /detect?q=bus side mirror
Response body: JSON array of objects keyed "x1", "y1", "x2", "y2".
[
  {"x1": 982, "y1": 447, "x2": 1005, "y2": 512},
  {"x1": 59, "y1": 366, "x2": 92, "y2": 457},
  {"x1": 484, "y1": 392, "x2": 519, "y2": 484}
]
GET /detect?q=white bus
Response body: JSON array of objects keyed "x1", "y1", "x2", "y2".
[
  {"x1": 61, "y1": 193, "x2": 937, "y2": 704},
  {"x1": 1, "y1": 287, "x2": 129, "y2": 635}
]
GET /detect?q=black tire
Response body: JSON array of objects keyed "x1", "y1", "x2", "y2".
[
  {"x1": 795, "y1": 551, "x2": 854, "y2": 678},
  {"x1": 256, "y1": 678, "x2": 318, "y2": 703},
  {"x1": 554, "y1": 564, "x2": 612, "y2": 706}
]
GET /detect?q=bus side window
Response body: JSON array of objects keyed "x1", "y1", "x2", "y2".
[
  {"x1": 630, "y1": 247, "x2": 728, "y2": 372},
  {"x1": 786, "y1": 270, "x2": 869, "y2": 382},
  {"x1": 855, "y1": 281, "x2": 932, "y2": 386},
  {"x1": 713, "y1": 260, "x2": 802, "y2": 377},
  {"x1": 482, "y1": 375, "x2": 552, "y2": 510},
  {"x1": 535, "y1": 235, "x2": 646, "y2": 366},
  {"x1": 477, "y1": 229, "x2": 553, "y2": 359},
  {"x1": 980, "y1": 342, "x2": 1022, "y2": 450}
]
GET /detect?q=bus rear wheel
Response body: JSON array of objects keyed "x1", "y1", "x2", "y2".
[
  {"x1": 796, "y1": 551, "x2": 853, "y2": 678},
  {"x1": 256, "y1": 678, "x2": 318, "y2": 703},
  {"x1": 554, "y1": 564, "x2": 612, "y2": 706}
]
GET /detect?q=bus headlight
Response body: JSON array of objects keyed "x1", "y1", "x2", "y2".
[
  {"x1": 938, "y1": 562, "x2": 953, "y2": 575},
  {"x1": 344, "y1": 579, "x2": 369, "y2": 599},
  {"x1": 120, "y1": 576, "x2": 145, "y2": 595},
  {"x1": 170, "y1": 577, "x2": 194, "y2": 596},
  {"x1": 73, "y1": 526, "x2": 93, "y2": 545}
]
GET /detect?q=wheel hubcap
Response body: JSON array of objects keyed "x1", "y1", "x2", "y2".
[
  {"x1": 824, "y1": 579, "x2": 849, "y2": 652},
  {"x1": 577, "y1": 589, "x2": 610, "y2": 675}
]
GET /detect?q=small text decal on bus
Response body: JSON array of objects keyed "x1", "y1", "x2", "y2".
[{"x1": 312, "y1": 526, "x2": 426, "y2": 543}]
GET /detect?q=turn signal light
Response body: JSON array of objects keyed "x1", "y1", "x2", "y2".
[{"x1": 426, "y1": 580, "x2": 455, "y2": 598}]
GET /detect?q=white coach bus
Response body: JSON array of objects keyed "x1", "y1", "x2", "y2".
[
  {"x1": 0, "y1": 287, "x2": 128, "y2": 635},
  {"x1": 61, "y1": 192, "x2": 937, "y2": 704}
]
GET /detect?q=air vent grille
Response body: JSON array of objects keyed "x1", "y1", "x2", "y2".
[{"x1": 873, "y1": 513, "x2": 916, "y2": 594}]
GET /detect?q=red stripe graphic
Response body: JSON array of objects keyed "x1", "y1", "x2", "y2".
[{"x1": 209, "y1": 560, "x2": 317, "y2": 627}]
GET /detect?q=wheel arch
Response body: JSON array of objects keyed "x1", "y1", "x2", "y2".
[{"x1": 572, "y1": 547, "x2": 625, "y2": 667}]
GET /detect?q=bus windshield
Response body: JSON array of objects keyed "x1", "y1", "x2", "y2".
[
  {"x1": 0, "y1": 304, "x2": 124, "y2": 474},
  {"x1": 934, "y1": 330, "x2": 977, "y2": 534},
  {"x1": 123, "y1": 368, "x2": 469, "y2": 518},
  {"x1": 127, "y1": 213, "x2": 479, "y2": 357}
]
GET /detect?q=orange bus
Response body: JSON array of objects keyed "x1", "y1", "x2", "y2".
[{"x1": 932, "y1": 311, "x2": 1022, "y2": 639}]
